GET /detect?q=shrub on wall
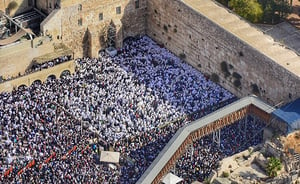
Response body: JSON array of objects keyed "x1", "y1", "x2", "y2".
[
  {"x1": 266, "y1": 157, "x2": 282, "y2": 177},
  {"x1": 251, "y1": 83, "x2": 260, "y2": 94},
  {"x1": 163, "y1": 25, "x2": 168, "y2": 32},
  {"x1": 232, "y1": 72, "x2": 242, "y2": 79},
  {"x1": 233, "y1": 79, "x2": 241, "y2": 88},
  {"x1": 220, "y1": 61, "x2": 230, "y2": 77},
  {"x1": 222, "y1": 171, "x2": 229, "y2": 177},
  {"x1": 210, "y1": 73, "x2": 220, "y2": 83},
  {"x1": 179, "y1": 53, "x2": 186, "y2": 60}
]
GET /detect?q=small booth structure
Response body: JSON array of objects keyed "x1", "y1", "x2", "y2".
[
  {"x1": 100, "y1": 151, "x2": 120, "y2": 164},
  {"x1": 272, "y1": 98, "x2": 300, "y2": 133}
]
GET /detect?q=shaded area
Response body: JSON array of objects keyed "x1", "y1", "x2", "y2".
[{"x1": 82, "y1": 28, "x2": 92, "y2": 57}]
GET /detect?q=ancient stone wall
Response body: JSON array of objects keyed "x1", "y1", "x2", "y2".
[
  {"x1": 0, "y1": 60, "x2": 75, "y2": 92},
  {"x1": 146, "y1": 0, "x2": 300, "y2": 105},
  {"x1": 40, "y1": 9, "x2": 62, "y2": 37},
  {"x1": 36, "y1": 0, "x2": 58, "y2": 14},
  {"x1": 50, "y1": 0, "x2": 147, "y2": 58}
]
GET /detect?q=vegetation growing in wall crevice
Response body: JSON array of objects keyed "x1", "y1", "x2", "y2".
[
  {"x1": 179, "y1": 53, "x2": 186, "y2": 60},
  {"x1": 173, "y1": 28, "x2": 177, "y2": 33},
  {"x1": 232, "y1": 72, "x2": 242, "y2": 79},
  {"x1": 251, "y1": 83, "x2": 260, "y2": 95},
  {"x1": 220, "y1": 61, "x2": 230, "y2": 77},
  {"x1": 233, "y1": 79, "x2": 241, "y2": 88},
  {"x1": 222, "y1": 171, "x2": 229, "y2": 178},
  {"x1": 210, "y1": 73, "x2": 220, "y2": 83},
  {"x1": 163, "y1": 24, "x2": 168, "y2": 32},
  {"x1": 266, "y1": 157, "x2": 282, "y2": 177}
]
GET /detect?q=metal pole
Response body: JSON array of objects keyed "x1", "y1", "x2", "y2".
[
  {"x1": 244, "y1": 115, "x2": 248, "y2": 138},
  {"x1": 218, "y1": 129, "x2": 221, "y2": 147}
]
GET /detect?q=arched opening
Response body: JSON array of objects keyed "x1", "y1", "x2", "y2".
[
  {"x1": 47, "y1": 74, "x2": 56, "y2": 81},
  {"x1": 18, "y1": 84, "x2": 27, "y2": 90},
  {"x1": 123, "y1": 36, "x2": 135, "y2": 45},
  {"x1": 60, "y1": 70, "x2": 71, "y2": 78},
  {"x1": 32, "y1": 79, "x2": 42, "y2": 86}
]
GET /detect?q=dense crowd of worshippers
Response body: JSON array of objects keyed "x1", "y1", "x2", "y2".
[
  {"x1": 0, "y1": 35, "x2": 248, "y2": 183},
  {"x1": 0, "y1": 55, "x2": 72, "y2": 83},
  {"x1": 174, "y1": 116, "x2": 265, "y2": 183},
  {"x1": 26, "y1": 55, "x2": 72, "y2": 73}
]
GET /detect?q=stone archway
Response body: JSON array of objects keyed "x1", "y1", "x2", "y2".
[
  {"x1": 47, "y1": 74, "x2": 56, "y2": 81},
  {"x1": 18, "y1": 84, "x2": 27, "y2": 90},
  {"x1": 31, "y1": 79, "x2": 42, "y2": 86},
  {"x1": 60, "y1": 70, "x2": 71, "y2": 78}
]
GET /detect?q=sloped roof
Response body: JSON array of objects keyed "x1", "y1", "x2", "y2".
[{"x1": 273, "y1": 98, "x2": 300, "y2": 131}]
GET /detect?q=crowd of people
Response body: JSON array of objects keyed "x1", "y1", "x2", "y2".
[
  {"x1": 27, "y1": 55, "x2": 72, "y2": 73},
  {"x1": 0, "y1": 35, "x2": 237, "y2": 183},
  {"x1": 0, "y1": 55, "x2": 72, "y2": 84},
  {"x1": 174, "y1": 116, "x2": 265, "y2": 183}
]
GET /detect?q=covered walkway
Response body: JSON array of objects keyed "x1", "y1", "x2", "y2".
[{"x1": 137, "y1": 95, "x2": 275, "y2": 184}]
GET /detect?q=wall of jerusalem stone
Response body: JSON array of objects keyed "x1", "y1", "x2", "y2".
[
  {"x1": 146, "y1": 0, "x2": 300, "y2": 105},
  {"x1": 41, "y1": 0, "x2": 147, "y2": 58},
  {"x1": 1, "y1": 0, "x2": 299, "y2": 105}
]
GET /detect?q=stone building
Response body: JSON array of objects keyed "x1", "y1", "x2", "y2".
[{"x1": 40, "y1": 0, "x2": 147, "y2": 58}]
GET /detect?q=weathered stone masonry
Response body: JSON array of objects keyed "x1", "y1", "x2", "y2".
[
  {"x1": 1, "y1": 0, "x2": 299, "y2": 105},
  {"x1": 146, "y1": 0, "x2": 300, "y2": 105}
]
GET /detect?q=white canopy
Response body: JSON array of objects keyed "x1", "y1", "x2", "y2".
[
  {"x1": 161, "y1": 173, "x2": 183, "y2": 184},
  {"x1": 100, "y1": 151, "x2": 120, "y2": 163}
]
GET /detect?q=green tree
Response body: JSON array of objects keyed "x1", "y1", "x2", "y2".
[
  {"x1": 266, "y1": 157, "x2": 282, "y2": 177},
  {"x1": 229, "y1": 0, "x2": 264, "y2": 23},
  {"x1": 259, "y1": 0, "x2": 292, "y2": 24}
]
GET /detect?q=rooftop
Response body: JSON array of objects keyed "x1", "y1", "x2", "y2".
[{"x1": 183, "y1": 0, "x2": 300, "y2": 78}]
